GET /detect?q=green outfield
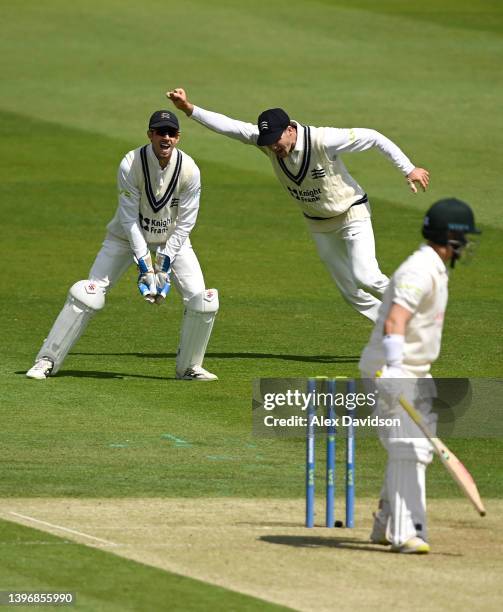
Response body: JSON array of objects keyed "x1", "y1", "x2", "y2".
[{"x1": 1, "y1": 1, "x2": 503, "y2": 610}]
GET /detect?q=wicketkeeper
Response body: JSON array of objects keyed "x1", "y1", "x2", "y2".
[
  {"x1": 359, "y1": 198, "x2": 480, "y2": 553},
  {"x1": 168, "y1": 88, "x2": 429, "y2": 323},
  {"x1": 27, "y1": 110, "x2": 219, "y2": 381}
]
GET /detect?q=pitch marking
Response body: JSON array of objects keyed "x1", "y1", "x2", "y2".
[
  {"x1": 161, "y1": 433, "x2": 192, "y2": 447},
  {"x1": 9, "y1": 512, "x2": 119, "y2": 547}
]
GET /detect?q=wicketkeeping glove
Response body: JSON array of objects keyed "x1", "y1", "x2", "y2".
[
  {"x1": 136, "y1": 252, "x2": 157, "y2": 303},
  {"x1": 153, "y1": 252, "x2": 171, "y2": 305}
]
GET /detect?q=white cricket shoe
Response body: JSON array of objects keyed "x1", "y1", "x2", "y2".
[
  {"x1": 370, "y1": 512, "x2": 391, "y2": 546},
  {"x1": 26, "y1": 357, "x2": 54, "y2": 380},
  {"x1": 176, "y1": 366, "x2": 218, "y2": 381},
  {"x1": 391, "y1": 536, "x2": 430, "y2": 554}
]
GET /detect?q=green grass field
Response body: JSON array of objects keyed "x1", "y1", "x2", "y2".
[{"x1": 1, "y1": 1, "x2": 503, "y2": 610}]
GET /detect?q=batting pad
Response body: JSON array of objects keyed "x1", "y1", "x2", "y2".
[
  {"x1": 387, "y1": 459, "x2": 427, "y2": 547},
  {"x1": 36, "y1": 280, "x2": 105, "y2": 373},
  {"x1": 176, "y1": 289, "x2": 219, "y2": 375}
]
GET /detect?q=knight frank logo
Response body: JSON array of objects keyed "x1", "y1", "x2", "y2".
[
  {"x1": 311, "y1": 167, "x2": 326, "y2": 179},
  {"x1": 287, "y1": 186, "x2": 322, "y2": 202},
  {"x1": 288, "y1": 186, "x2": 301, "y2": 200}
]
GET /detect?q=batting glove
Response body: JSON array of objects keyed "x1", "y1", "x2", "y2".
[
  {"x1": 153, "y1": 252, "x2": 171, "y2": 305},
  {"x1": 376, "y1": 366, "x2": 412, "y2": 414},
  {"x1": 136, "y1": 252, "x2": 157, "y2": 303}
]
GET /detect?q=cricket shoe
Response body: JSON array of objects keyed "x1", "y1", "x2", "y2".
[
  {"x1": 26, "y1": 357, "x2": 54, "y2": 380},
  {"x1": 370, "y1": 512, "x2": 391, "y2": 546},
  {"x1": 391, "y1": 536, "x2": 430, "y2": 554},
  {"x1": 176, "y1": 366, "x2": 218, "y2": 381}
]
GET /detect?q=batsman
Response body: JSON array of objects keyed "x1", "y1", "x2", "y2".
[
  {"x1": 359, "y1": 198, "x2": 481, "y2": 553},
  {"x1": 27, "y1": 110, "x2": 219, "y2": 381}
]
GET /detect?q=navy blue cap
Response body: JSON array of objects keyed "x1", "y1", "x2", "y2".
[{"x1": 257, "y1": 108, "x2": 290, "y2": 146}]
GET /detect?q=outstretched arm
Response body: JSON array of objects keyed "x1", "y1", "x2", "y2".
[
  {"x1": 323, "y1": 127, "x2": 429, "y2": 192},
  {"x1": 167, "y1": 88, "x2": 259, "y2": 145}
]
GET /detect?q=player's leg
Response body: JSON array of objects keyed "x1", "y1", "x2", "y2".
[
  {"x1": 311, "y1": 230, "x2": 382, "y2": 321},
  {"x1": 170, "y1": 240, "x2": 218, "y2": 380},
  {"x1": 27, "y1": 236, "x2": 132, "y2": 378},
  {"x1": 369, "y1": 470, "x2": 392, "y2": 545},
  {"x1": 341, "y1": 217, "x2": 389, "y2": 298},
  {"x1": 381, "y1": 395, "x2": 436, "y2": 553},
  {"x1": 359, "y1": 370, "x2": 392, "y2": 544}
]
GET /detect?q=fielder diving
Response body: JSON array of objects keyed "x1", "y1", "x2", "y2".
[
  {"x1": 168, "y1": 88, "x2": 429, "y2": 322},
  {"x1": 27, "y1": 110, "x2": 219, "y2": 381},
  {"x1": 359, "y1": 198, "x2": 481, "y2": 553}
]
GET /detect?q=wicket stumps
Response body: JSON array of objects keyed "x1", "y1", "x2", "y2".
[
  {"x1": 305, "y1": 378, "x2": 317, "y2": 528},
  {"x1": 305, "y1": 377, "x2": 356, "y2": 528},
  {"x1": 345, "y1": 379, "x2": 356, "y2": 528}
]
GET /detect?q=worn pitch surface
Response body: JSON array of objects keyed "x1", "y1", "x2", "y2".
[{"x1": 2, "y1": 498, "x2": 501, "y2": 612}]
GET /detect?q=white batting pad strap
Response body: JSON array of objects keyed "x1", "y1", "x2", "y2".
[
  {"x1": 387, "y1": 459, "x2": 427, "y2": 547},
  {"x1": 176, "y1": 289, "x2": 219, "y2": 375},
  {"x1": 36, "y1": 280, "x2": 105, "y2": 373}
]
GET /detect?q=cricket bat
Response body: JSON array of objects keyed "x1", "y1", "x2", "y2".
[{"x1": 399, "y1": 396, "x2": 486, "y2": 517}]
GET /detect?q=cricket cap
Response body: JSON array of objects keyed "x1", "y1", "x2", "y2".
[
  {"x1": 148, "y1": 110, "x2": 180, "y2": 131},
  {"x1": 256, "y1": 108, "x2": 290, "y2": 146}
]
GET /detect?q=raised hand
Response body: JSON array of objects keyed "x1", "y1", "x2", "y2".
[{"x1": 166, "y1": 88, "x2": 194, "y2": 116}]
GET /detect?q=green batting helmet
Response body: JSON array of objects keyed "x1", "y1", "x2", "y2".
[{"x1": 422, "y1": 198, "x2": 481, "y2": 246}]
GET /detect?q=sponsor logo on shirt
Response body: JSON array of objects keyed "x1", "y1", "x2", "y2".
[
  {"x1": 139, "y1": 212, "x2": 171, "y2": 234},
  {"x1": 311, "y1": 167, "x2": 326, "y2": 179},
  {"x1": 287, "y1": 186, "x2": 322, "y2": 202}
]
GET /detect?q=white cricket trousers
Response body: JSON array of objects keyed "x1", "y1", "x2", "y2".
[
  {"x1": 360, "y1": 370, "x2": 436, "y2": 547},
  {"x1": 311, "y1": 217, "x2": 388, "y2": 322},
  {"x1": 90, "y1": 234, "x2": 205, "y2": 301}
]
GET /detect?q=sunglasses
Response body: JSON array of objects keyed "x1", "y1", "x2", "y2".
[{"x1": 153, "y1": 127, "x2": 179, "y2": 137}]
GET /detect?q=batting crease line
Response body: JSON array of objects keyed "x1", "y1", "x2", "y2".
[{"x1": 8, "y1": 512, "x2": 119, "y2": 547}]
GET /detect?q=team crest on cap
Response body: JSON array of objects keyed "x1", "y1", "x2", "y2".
[
  {"x1": 161, "y1": 112, "x2": 172, "y2": 119},
  {"x1": 259, "y1": 121, "x2": 269, "y2": 131}
]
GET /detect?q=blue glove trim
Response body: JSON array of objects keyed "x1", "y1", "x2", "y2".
[
  {"x1": 138, "y1": 257, "x2": 150, "y2": 274},
  {"x1": 138, "y1": 283, "x2": 151, "y2": 297},
  {"x1": 158, "y1": 254, "x2": 171, "y2": 273},
  {"x1": 157, "y1": 282, "x2": 171, "y2": 298}
]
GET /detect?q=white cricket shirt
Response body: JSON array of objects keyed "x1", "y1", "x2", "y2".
[
  {"x1": 107, "y1": 144, "x2": 201, "y2": 261},
  {"x1": 359, "y1": 245, "x2": 449, "y2": 376},
  {"x1": 191, "y1": 105, "x2": 415, "y2": 231}
]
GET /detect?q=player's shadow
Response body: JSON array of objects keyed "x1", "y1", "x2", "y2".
[
  {"x1": 16, "y1": 370, "x2": 173, "y2": 380},
  {"x1": 71, "y1": 351, "x2": 360, "y2": 364},
  {"x1": 260, "y1": 535, "x2": 463, "y2": 556},
  {"x1": 260, "y1": 534, "x2": 389, "y2": 553},
  {"x1": 57, "y1": 370, "x2": 173, "y2": 380}
]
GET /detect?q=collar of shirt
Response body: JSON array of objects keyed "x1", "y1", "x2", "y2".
[
  {"x1": 286, "y1": 120, "x2": 304, "y2": 167},
  {"x1": 420, "y1": 244, "x2": 448, "y2": 274}
]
